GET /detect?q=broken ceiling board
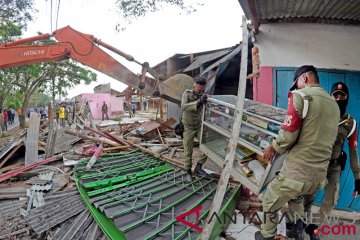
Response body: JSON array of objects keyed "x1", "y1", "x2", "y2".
[
  {"x1": 49, "y1": 173, "x2": 69, "y2": 193},
  {"x1": 0, "y1": 139, "x2": 24, "y2": 163},
  {"x1": 74, "y1": 150, "x2": 241, "y2": 240},
  {"x1": 0, "y1": 143, "x2": 24, "y2": 169},
  {"x1": 25, "y1": 112, "x2": 41, "y2": 166},
  {"x1": 53, "y1": 128, "x2": 82, "y2": 154},
  {"x1": 164, "y1": 137, "x2": 183, "y2": 146},
  {"x1": 25, "y1": 192, "x2": 86, "y2": 234},
  {"x1": 158, "y1": 118, "x2": 177, "y2": 132},
  {"x1": 134, "y1": 121, "x2": 161, "y2": 136}
]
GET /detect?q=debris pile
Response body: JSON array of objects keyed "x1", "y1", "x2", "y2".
[{"x1": 0, "y1": 102, "x2": 196, "y2": 239}]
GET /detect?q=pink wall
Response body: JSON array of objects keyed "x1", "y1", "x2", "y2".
[
  {"x1": 252, "y1": 66, "x2": 273, "y2": 105},
  {"x1": 76, "y1": 93, "x2": 112, "y2": 120},
  {"x1": 110, "y1": 95, "x2": 124, "y2": 114}
]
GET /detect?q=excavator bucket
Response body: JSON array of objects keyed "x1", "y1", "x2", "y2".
[{"x1": 158, "y1": 74, "x2": 194, "y2": 105}]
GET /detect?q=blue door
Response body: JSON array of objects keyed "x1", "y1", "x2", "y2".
[{"x1": 273, "y1": 67, "x2": 360, "y2": 212}]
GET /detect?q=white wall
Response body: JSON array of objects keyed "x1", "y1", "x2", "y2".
[{"x1": 256, "y1": 23, "x2": 360, "y2": 71}]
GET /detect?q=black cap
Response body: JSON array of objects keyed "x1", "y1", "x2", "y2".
[
  {"x1": 290, "y1": 65, "x2": 318, "y2": 91},
  {"x1": 195, "y1": 76, "x2": 206, "y2": 86},
  {"x1": 331, "y1": 82, "x2": 349, "y2": 97}
]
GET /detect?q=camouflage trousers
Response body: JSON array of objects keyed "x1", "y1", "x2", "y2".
[
  {"x1": 261, "y1": 173, "x2": 325, "y2": 238},
  {"x1": 182, "y1": 126, "x2": 206, "y2": 171},
  {"x1": 303, "y1": 163, "x2": 341, "y2": 224}
]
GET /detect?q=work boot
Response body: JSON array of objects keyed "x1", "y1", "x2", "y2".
[
  {"x1": 194, "y1": 163, "x2": 208, "y2": 176},
  {"x1": 254, "y1": 231, "x2": 275, "y2": 240},
  {"x1": 305, "y1": 224, "x2": 320, "y2": 240},
  {"x1": 286, "y1": 220, "x2": 305, "y2": 240},
  {"x1": 184, "y1": 170, "x2": 193, "y2": 182}
]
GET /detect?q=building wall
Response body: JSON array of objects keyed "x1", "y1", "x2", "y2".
[
  {"x1": 256, "y1": 23, "x2": 360, "y2": 71},
  {"x1": 253, "y1": 23, "x2": 360, "y2": 104},
  {"x1": 76, "y1": 93, "x2": 112, "y2": 120},
  {"x1": 110, "y1": 96, "x2": 124, "y2": 115},
  {"x1": 94, "y1": 83, "x2": 111, "y2": 93}
]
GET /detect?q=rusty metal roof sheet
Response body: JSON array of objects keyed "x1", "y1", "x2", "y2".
[{"x1": 183, "y1": 48, "x2": 234, "y2": 72}]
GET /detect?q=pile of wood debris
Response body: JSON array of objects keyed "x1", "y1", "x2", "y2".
[{"x1": 0, "y1": 102, "x2": 187, "y2": 239}]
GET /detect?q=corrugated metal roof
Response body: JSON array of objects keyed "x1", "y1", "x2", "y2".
[
  {"x1": 201, "y1": 44, "x2": 242, "y2": 75},
  {"x1": 183, "y1": 48, "x2": 234, "y2": 72},
  {"x1": 75, "y1": 150, "x2": 239, "y2": 240},
  {"x1": 239, "y1": 0, "x2": 360, "y2": 28},
  {"x1": 256, "y1": 0, "x2": 360, "y2": 21}
]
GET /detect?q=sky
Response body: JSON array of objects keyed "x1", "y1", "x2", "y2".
[{"x1": 25, "y1": 0, "x2": 244, "y2": 98}]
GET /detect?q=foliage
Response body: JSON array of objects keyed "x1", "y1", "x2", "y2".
[
  {"x1": 115, "y1": 0, "x2": 203, "y2": 31},
  {"x1": 0, "y1": 0, "x2": 36, "y2": 42},
  {"x1": 28, "y1": 91, "x2": 52, "y2": 107},
  {"x1": 40, "y1": 60, "x2": 97, "y2": 98},
  {"x1": 3, "y1": 89, "x2": 23, "y2": 109},
  {"x1": 0, "y1": 0, "x2": 36, "y2": 108},
  {"x1": 11, "y1": 61, "x2": 96, "y2": 127}
]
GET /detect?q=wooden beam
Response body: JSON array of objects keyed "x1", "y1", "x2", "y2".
[
  {"x1": 64, "y1": 130, "x2": 119, "y2": 147},
  {"x1": 201, "y1": 15, "x2": 249, "y2": 238},
  {"x1": 248, "y1": 0, "x2": 259, "y2": 33},
  {"x1": 103, "y1": 146, "x2": 131, "y2": 151},
  {"x1": 157, "y1": 128, "x2": 165, "y2": 145}
]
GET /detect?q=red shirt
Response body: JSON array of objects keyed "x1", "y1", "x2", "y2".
[{"x1": 3, "y1": 111, "x2": 8, "y2": 121}]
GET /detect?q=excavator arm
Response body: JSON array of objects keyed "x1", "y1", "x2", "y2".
[
  {"x1": 0, "y1": 26, "x2": 194, "y2": 103},
  {"x1": 0, "y1": 26, "x2": 157, "y2": 96}
]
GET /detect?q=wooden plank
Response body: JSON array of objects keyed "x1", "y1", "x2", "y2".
[
  {"x1": 0, "y1": 162, "x2": 22, "y2": 174},
  {"x1": 103, "y1": 146, "x2": 130, "y2": 151},
  {"x1": 64, "y1": 130, "x2": 119, "y2": 147},
  {"x1": 201, "y1": 15, "x2": 249, "y2": 239},
  {"x1": 136, "y1": 121, "x2": 161, "y2": 136},
  {"x1": 102, "y1": 132, "x2": 129, "y2": 146},
  {"x1": 45, "y1": 121, "x2": 57, "y2": 158},
  {"x1": 157, "y1": 118, "x2": 177, "y2": 132},
  {"x1": 0, "y1": 155, "x2": 62, "y2": 182},
  {"x1": 25, "y1": 112, "x2": 40, "y2": 166},
  {"x1": 157, "y1": 128, "x2": 165, "y2": 145}
]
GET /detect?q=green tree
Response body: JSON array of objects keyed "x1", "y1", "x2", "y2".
[
  {"x1": 115, "y1": 0, "x2": 202, "y2": 31},
  {"x1": 0, "y1": 0, "x2": 35, "y2": 42},
  {"x1": 0, "y1": 0, "x2": 35, "y2": 108},
  {"x1": 13, "y1": 60, "x2": 96, "y2": 127},
  {"x1": 28, "y1": 91, "x2": 52, "y2": 107},
  {"x1": 3, "y1": 85, "x2": 23, "y2": 109},
  {"x1": 0, "y1": 70, "x2": 16, "y2": 108}
]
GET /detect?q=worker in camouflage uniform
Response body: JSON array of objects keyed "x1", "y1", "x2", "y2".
[
  {"x1": 255, "y1": 66, "x2": 340, "y2": 240},
  {"x1": 101, "y1": 101, "x2": 109, "y2": 121},
  {"x1": 302, "y1": 82, "x2": 360, "y2": 238},
  {"x1": 181, "y1": 77, "x2": 208, "y2": 181}
]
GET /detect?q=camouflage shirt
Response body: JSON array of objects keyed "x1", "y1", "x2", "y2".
[
  {"x1": 331, "y1": 114, "x2": 360, "y2": 179},
  {"x1": 181, "y1": 89, "x2": 203, "y2": 129},
  {"x1": 272, "y1": 84, "x2": 340, "y2": 182}
]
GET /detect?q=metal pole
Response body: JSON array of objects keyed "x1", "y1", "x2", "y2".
[{"x1": 200, "y1": 15, "x2": 249, "y2": 239}]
